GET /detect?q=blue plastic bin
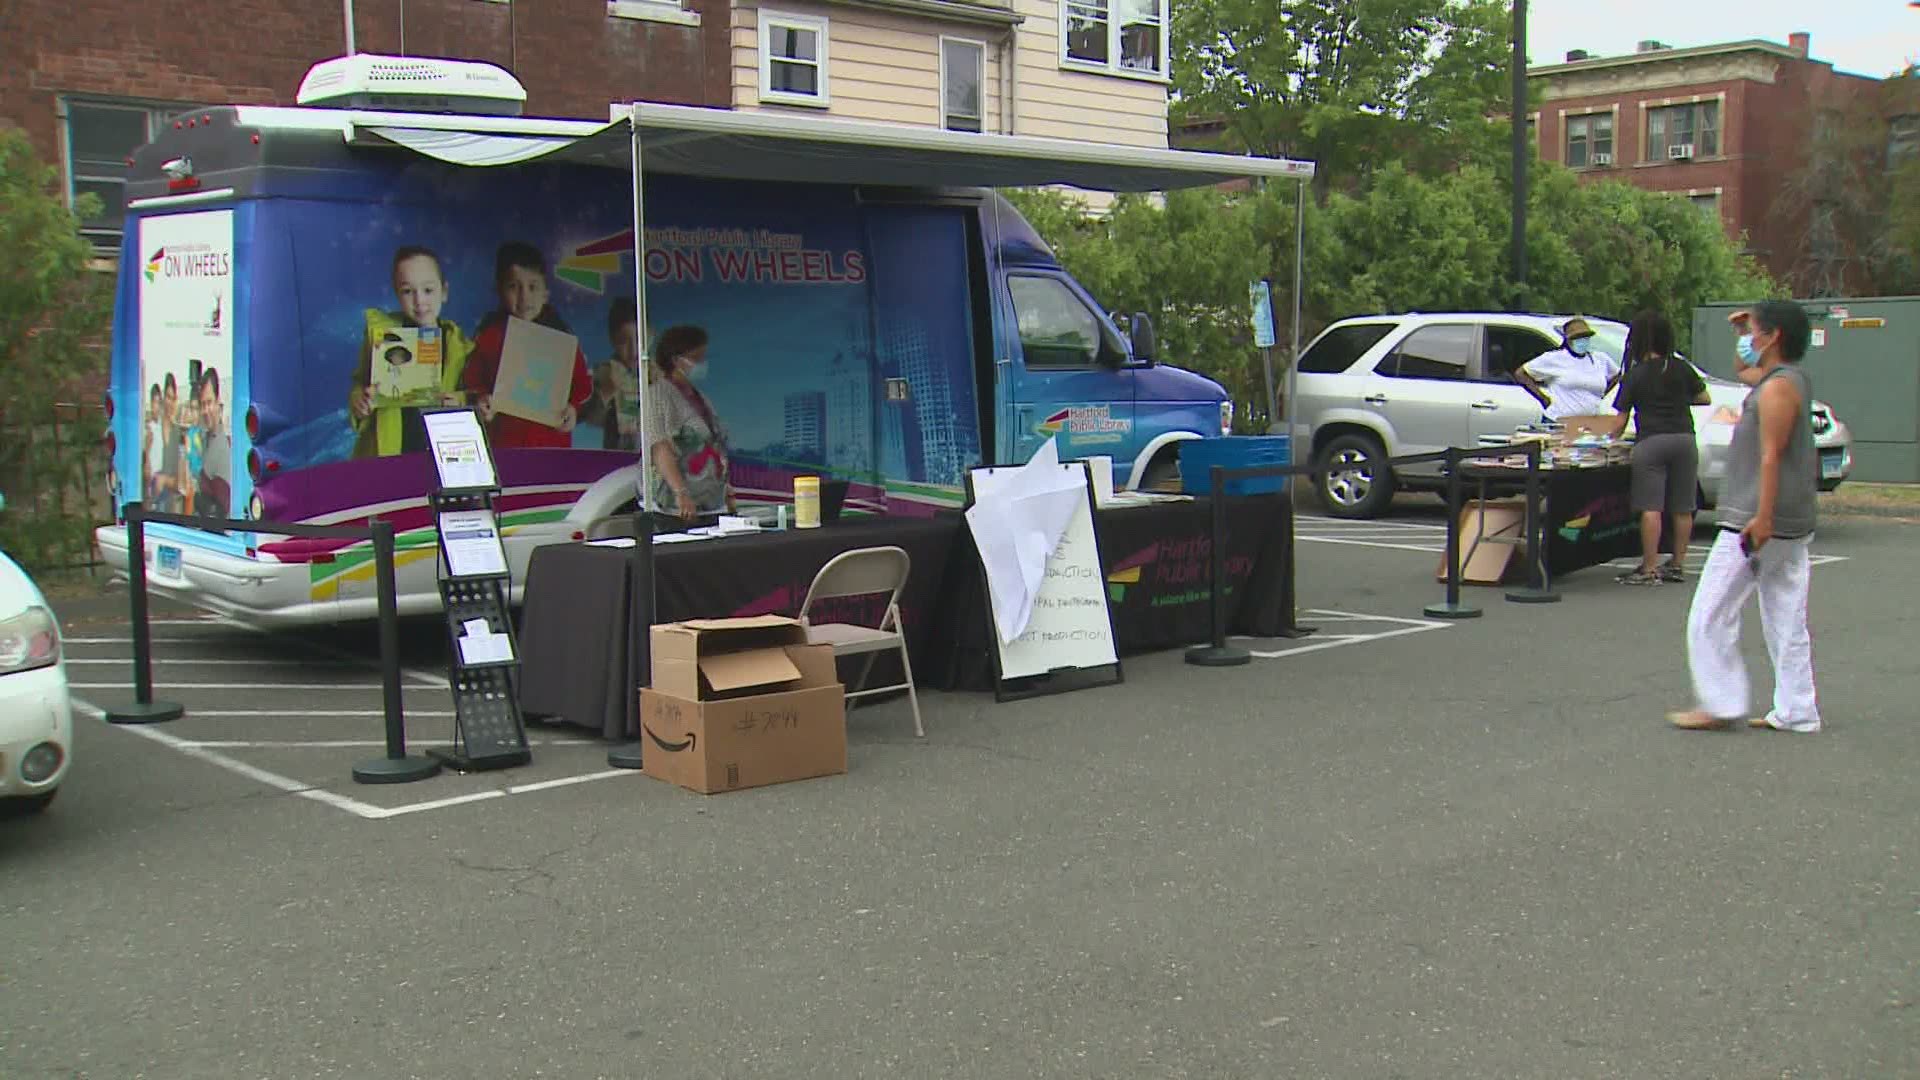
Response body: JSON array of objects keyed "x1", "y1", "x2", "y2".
[{"x1": 1178, "y1": 436, "x2": 1293, "y2": 497}]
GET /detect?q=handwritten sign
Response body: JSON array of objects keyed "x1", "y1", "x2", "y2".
[{"x1": 970, "y1": 462, "x2": 1118, "y2": 681}]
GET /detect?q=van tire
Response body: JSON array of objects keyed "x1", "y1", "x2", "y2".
[
  {"x1": 1316, "y1": 432, "x2": 1394, "y2": 519},
  {"x1": 1141, "y1": 458, "x2": 1181, "y2": 493}
]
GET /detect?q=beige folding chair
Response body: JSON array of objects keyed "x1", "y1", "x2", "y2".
[{"x1": 797, "y1": 545, "x2": 923, "y2": 737}]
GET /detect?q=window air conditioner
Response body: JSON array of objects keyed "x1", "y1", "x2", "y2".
[
  {"x1": 1592, "y1": 152, "x2": 1613, "y2": 166},
  {"x1": 1668, "y1": 143, "x2": 1695, "y2": 160}
]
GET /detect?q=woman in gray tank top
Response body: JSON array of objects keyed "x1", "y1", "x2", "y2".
[{"x1": 1671, "y1": 302, "x2": 1822, "y2": 734}]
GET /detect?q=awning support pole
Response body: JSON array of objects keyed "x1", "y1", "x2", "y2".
[
  {"x1": 611, "y1": 106, "x2": 656, "y2": 771},
  {"x1": 1282, "y1": 179, "x2": 1305, "y2": 461}
]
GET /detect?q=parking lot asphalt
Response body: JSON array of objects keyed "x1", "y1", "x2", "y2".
[{"x1": 4, "y1": 507, "x2": 1917, "y2": 1079}]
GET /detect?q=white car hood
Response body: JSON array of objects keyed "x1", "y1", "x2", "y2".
[{"x1": 0, "y1": 551, "x2": 48, "y2": 621}]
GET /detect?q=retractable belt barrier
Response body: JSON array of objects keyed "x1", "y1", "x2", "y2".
[
  {"x1": 1182, "y1": 441, "x2": 1555, "y2": 668},
  {"x1": 107, "y1": 502, "x2": 441, "y2": 785}
]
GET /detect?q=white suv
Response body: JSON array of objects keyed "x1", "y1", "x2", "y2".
[{"x1": 1290, "y1": 312, "x2": 1855, "y2": 519}]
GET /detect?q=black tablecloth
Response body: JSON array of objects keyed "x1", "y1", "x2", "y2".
[
  {"x1": 1541, "y1": 465, "x2": 1639, "y2": 575},
  {"x1": 517, "y1": 515, "x2": 961, "y2": 738},
  {"x1": 1460, "y1": 464, "x2": 1638, "y2": 578},
  {"x1": 922, "y1": 496, "x2": 1297, "y2": 692}
]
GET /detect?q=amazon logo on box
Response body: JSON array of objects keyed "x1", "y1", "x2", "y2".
[{"x1": 640, "y1": 616, "x2": 847, "y2": 795}]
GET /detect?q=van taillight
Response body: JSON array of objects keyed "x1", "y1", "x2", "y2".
[
  {"x1": 245, "y1": 406, "x2": 260, "y2": 440},
  {"x1": 102, "y1": 392, "x2": 114, "y2": 422},
  {"x1": 247, "y1": 449, "x2": 262, "y2": 481},
  {"x1": 103, "y1": 431, "x2": 116, "y2": 457}
]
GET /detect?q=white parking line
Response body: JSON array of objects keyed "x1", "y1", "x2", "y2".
[
  {"x1": 63, "y1": 658, "x2": 360, "y2": 666},
  {"x1": 182, "y1": 738, "x2": 598, "y2": 749},
  {"x1": 1299, "y1": 536, "x2": 1445, "y2": 554},
  {"x1": 74, "y1": 698, "x2": 634, "y2": 822},
  {"x1": 1233, "y1": 608, "x2": 1454, "y2": 660},
  {"x1": 71, "y1": 682, "x2": 446, "y2": 691}
]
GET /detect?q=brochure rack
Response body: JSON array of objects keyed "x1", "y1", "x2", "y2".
[{"x1": 421, "y1": 408, "x2": 531, "y2": 772}]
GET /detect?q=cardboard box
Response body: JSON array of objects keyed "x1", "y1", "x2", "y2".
[
  {"x1": 1435, "y1": 499, "x2": 1526, "y2": 585},
  {"x1": 640, "y1": 616, "x2": 847, "y2": 795}
]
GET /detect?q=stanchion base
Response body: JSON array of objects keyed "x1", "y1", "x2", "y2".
[
  {"x1": 351, "y1": 755, "x2": 442, "y2": 785},
  {"x1": 1422, "y1": 602, "x2": 1483, "y2": 620},
  {"x1": 607, "y1": 742, "x2": 646, "y2": 770},
  {"x1": 1185, "y1": 644, "x2": 1253, "y2": 667},
  {"x1": 1504, "y1": 587, "x2": 1562, "y2": 605},
  {"x1": 105, "y1": 700, "x2": 185, "y2": 725}
]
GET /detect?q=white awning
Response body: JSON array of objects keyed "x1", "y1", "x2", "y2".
[{"x1": 352, "y1": 101, "x2": 1314, "y2": 192}]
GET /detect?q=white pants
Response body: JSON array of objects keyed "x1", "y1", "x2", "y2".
[{"x1": 1685, "y1": 529, "x2": 1821, "y2": 731}]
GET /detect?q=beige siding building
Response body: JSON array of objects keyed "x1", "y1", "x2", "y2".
[{"x1": 727, "y1": 0, "x2": 1170, "y2": 148}]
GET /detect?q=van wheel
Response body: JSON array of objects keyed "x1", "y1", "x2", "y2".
[
  {"x1": 1317, "y1": 433, "x2": 1394, "y2": 519},
  {"x1": 1141, "y1": 459, "x2": 1181, "y2": 493}
]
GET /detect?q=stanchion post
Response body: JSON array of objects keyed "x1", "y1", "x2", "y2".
[
  {"x1": 353, "y1": 520, "x2": 441, "y2": 784},
  {"x1": 1186, "y1": 465, "x2": 1252, "y2": 667},
  {"x1": 105, "y1": 503, "x2": 185, "y2": 724},
  {"x1": 1424, "y1": 449, "x2": 1482, "y2": 620},
  {"x1": 1506, "y1": 441, "x2": 1561, "y2": 604}
]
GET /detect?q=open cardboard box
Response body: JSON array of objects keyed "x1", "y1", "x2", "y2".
[
  {"x1": 640, "y1": 615, "x2": 847, "y2": 795},
  {"x1": 1435, "y1": 499, "x2": 1527, "y2": 585}
]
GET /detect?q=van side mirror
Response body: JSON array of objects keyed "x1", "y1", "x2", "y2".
[{"x1": 1129, "y1": 313, "x2": 1157, "y2": 365}]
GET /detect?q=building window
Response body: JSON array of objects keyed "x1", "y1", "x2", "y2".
[
  {"x1": 941, "y1": 37, "x2": 986, "y2": 133},
  {"x1": 1689, "y1": 192, "x2": 1721, "y2": 220},
  {"x1": 758, "y1": 10, "x2": 829, "y2": 107},
  {"x1": 1566, "y1": 112, "x2": 1613, "y2": 168},
  {"x1": 63, "y1": 99, "x2": 183, "y2": 251},
  {"x1": 1890, "y1": 114, "x2": 1920, "y2": 166},
  {"x1": 1648, "y1": 101, "x2": 1719, "y2": 160},
  {"x1": 1061, "y1": 0, "x2": 1167, "y2": 79}
]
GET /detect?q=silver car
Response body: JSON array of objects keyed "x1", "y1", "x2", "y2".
[{"x1": 1290, "y1": 312, "x2": 1855, "y2": 519}]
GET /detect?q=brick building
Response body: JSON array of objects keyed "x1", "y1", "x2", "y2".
[
  {"x1": 2, "y1": 0, "x2": 1180, "y2": 252},
  {"x1": 1527, "y1": 32, "x2": 1885, "y2": 283}
]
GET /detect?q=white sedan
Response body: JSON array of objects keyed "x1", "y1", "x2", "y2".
[{"x1": 0, "y1": 545, "x2": 71, "y2": 815}]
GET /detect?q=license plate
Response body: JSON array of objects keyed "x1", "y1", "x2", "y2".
[
  {"x1": 1820, "y1": 452, "x2": 1844, "y2": 479},
  {"x1": 155, "y1": 544, "x2": 183, "y2": 581}
]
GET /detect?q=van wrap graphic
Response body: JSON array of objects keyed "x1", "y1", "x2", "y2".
[{"x1": 113, "y1": 169, "x2": 983, "y2": 544}]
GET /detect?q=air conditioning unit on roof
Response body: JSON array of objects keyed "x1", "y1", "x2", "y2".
[
  {"x1": 1668, "y1": 143, "x2": 1696, "y2": 160},
  {"x1": 296, "y1": 54, "x2": 527, "y2": 116}
]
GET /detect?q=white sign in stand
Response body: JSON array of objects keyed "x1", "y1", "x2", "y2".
[
  {"x1": 422, "y1": 409, "x2": 498, "y2": 493},
  {"x1": 966, "y1": 451, "x2": 1122, "y2": 699}
]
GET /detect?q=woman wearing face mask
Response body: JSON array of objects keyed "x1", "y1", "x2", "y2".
[
  {"x1": 1514, "y1": 317, "x2": 1623, "y2": 423},
  {"x1": 642, "y1": 324, "x2": 735, "y2": 525},
  {"x1": 1670, "y1": 302, "x2": 1822, "y2": 733}
]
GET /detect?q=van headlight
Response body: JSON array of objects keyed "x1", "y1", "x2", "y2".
[
  {"x1": 1220, "y1": 401, "x2": 1234, "y2": 436},
  {"x1": 0, "y1": 607, "x2": 60, "y2": 675}
]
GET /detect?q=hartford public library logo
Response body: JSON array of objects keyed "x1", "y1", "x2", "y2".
[
  {"x1": 143, "y1": 243, "x2": 231, "y2": 284},
  {"x1": 1104, "y1": 536, "x2": 1254, "y2": 605},
  {"x1": 1034, "y1": 405, "x2": 1131, "y2": 443}
]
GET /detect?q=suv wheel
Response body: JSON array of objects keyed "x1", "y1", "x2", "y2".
[{"x1": 1317, "y1": 433, "x2": 1394, "y2": 519}]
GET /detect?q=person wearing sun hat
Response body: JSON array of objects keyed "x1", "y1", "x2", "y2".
[{"x1": 1515, "y1": 316, "x2": 1622, "y2": 422}]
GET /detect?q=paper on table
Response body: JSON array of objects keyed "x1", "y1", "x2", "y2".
[{"x1": 586, "y1": 536, "x2": 637, "y2": 548}]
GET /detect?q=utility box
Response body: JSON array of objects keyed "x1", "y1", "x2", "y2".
[{"x1": 1694, "y1": 297, "x2": 1920, "y2": 483}]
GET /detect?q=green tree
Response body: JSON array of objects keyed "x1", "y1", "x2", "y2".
[
  {"x1": 1005, "y1": 187, "x2": 1275, "y2": 426},
  {"x1": 0, "y1": 128, "x2": 113, "y2": 569},
  {"x1": 1171, "y1": 0, "x2": 1517, "y2": 197}
]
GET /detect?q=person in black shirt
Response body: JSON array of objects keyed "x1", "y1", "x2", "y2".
[{"x1": 1603, "y1": 310, "x2": 1710, "y2": 585}]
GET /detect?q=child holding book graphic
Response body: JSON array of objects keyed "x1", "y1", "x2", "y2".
[
  {"x1": 348, "y1": 246, "x2": 474, "y2": 458},
  {"x1": 460, "y1": 242, "x2": 593, "y2": 450}
]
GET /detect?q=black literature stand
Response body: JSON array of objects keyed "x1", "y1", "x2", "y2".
[{"x1": 419, "y1": 408, "x2": 532, "y2": 773}]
